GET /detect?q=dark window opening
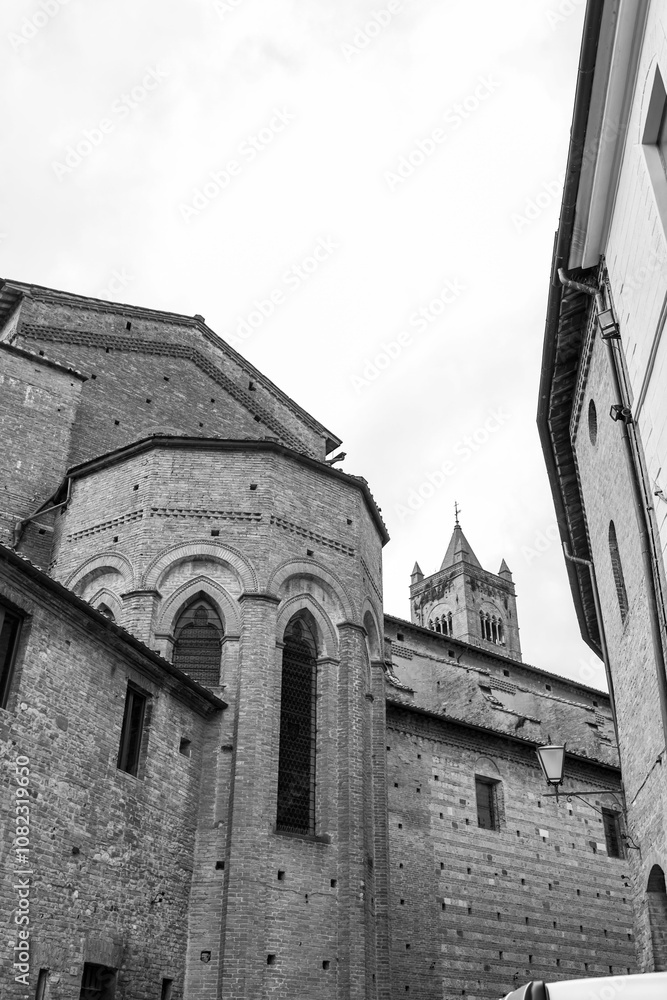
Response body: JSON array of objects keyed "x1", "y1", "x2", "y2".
[
  {"x1": 0, "y1": 603, "x2": 22, "y2": 709},
  {"x1": 172, "y1": 598, "x2": 223, "y2": 687},
  {"x1": 117, "y1": 685, "x2": 147, "y2": 777},
  {"x1": 79, "y1": 963, "x2": 117, "y2": 999},
  {"x1": 609, "y1": 521, "x2": 629, "y2": 622},
  {"x1": 276, "y1": 616, "x2": 317, "y2": 835},
  {"x1": 602, "y1": 809, "x2": 623, "y2": 858},
  {"x1": 36, "y1": 969, "x2": 49, "y2": 1000},
  {"x1": 161, "y1": 981, "x2": 173, "y2": 1000},
  {"x1": 475, "y1": 776, "x2": 499, "y2": 830}
]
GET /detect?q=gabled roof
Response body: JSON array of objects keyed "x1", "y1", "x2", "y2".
[{"x1": 440, "y1": 524, "x2": 481, "y2": 570}]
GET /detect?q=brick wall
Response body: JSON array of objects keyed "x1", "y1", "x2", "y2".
[
  {"x1": 0, "y1": 556, "x2": 222, "y2": 1000},
  {"x1": 386, "y1": 708, "x2": 636, "y2": 1000}
]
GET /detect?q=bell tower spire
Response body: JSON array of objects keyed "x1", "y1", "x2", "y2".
[{"x1": 409, "y1": 510, "x2": 521, "y2": 660}]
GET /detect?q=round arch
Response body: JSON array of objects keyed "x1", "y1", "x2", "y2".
[
  {"x1": 647, "y1": 863, "x2": 667, "y2": 971},
  {"x1": 362, "y1": 604, "x2": 383, "y2": 660},
  {"x1": 155, "y1": 577, "x2": 241, "y2": 637},
  {"x1": 268, "y1": 558, "x2": 355, "y2": 621},
  {"x1": 65, "y1": 551, "x2": 135, "y2": 594},
  {"x1": 142, "y1": 539, "x2": 258, "y2": 593}
]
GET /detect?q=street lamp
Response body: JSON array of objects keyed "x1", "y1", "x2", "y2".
[{"x1": 535, "y1": 743, "x2": 566, "y2": 800}]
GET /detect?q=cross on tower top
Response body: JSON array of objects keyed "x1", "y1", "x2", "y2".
[{"x1": 454, "y1": 500, "x2": 461, "y2": 526}]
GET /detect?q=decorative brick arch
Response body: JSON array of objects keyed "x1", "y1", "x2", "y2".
[
  {"x1": 268, "y1": 559, "x2": 355, "y2": 621},
  {"x1": 362, "y1": 603, "x2": 382, "y2": 660},
  {"x1": 647, "y1": 863, "x2": 667, "y2": 971},
  {"x1": 276, "y1": 594, "x2": 339, "y2": 661},
  {"x1": 65, "y1": 551, "x2": 136, "y2": 594},
  {"x1": 142, "y1": 539, "x2": 258, "y2": 592},
  {"x1": 88, "y1": 588, "x2": 124, "y2": 622},
  {"x1": 156, "y1": 577, "x2": 241, "y2": 637}
]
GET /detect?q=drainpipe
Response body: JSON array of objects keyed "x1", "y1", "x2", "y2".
[
  {"x1": 11, "y1": 478, "x2": 72, "y2": 550},
  {"x1": 558, "y1": 268, "x2": 667, "y2": 749}
]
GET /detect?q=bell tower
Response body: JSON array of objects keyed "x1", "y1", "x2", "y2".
[{"x1": 409, "y1": 507, "x2": 521, "y2": 661}]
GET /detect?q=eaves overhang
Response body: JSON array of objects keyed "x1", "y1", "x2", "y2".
[{"x1": 537, "y1": 0, "x2": 606, "y2": 656}]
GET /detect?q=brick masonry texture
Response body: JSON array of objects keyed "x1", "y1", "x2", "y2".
[
  {"x1": 0, "y1": 281, "x2": 646, "y2": 998},
  {"x1": 573, "y1": 326, "x2": 667, "y2": 972}
]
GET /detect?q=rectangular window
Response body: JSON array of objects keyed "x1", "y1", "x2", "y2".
[
  {"x1": 161, "y1": 980, "x2": 173, "y2": 1000},
  {"x1": 0, "y1": 602, "x2": 22, "y2": 709},
  {"x1": 117, "y1": 684, "x2": 147, "y2": 777},
  {"x1": 475, "y1": 776, "x2": 499, "y2": 830},
  {"x1": 602, "y1": 808, "x2": 623, "y2": 858},
  {"x1": 79, "y1": 963, "x2": 117, "y2": 999}
]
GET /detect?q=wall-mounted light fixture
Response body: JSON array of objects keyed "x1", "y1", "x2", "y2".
[
  {"x1": 534, "y1": 743, "x2": 640, "y2": 852},
  {"x1": 598, "y1": 307, "x2": 621, "y2": 339},
  {"x1": 610, "y1": 403, "x2": 633, "y2": 424}
]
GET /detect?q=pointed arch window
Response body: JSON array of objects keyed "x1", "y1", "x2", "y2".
[
  {"x1": 608, "y1": 521, "x2": 629, "y2": 622},
  {"x1": 276, "y1": 617, "x2": 317, "y2": 835},
  {"x1": 172, "y1": 598, "x2": 223, "y2": 687}
]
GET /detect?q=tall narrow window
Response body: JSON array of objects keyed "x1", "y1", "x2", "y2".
[
  {"x1": 173, "y1": 598, "x2": 223, "y2": 687},
  {"x1": 276, "y1": 617, "x2": 317, "y2": 835},
  {"x1": 0, "y1": 602, "x2": 22, "y2": 709},
  {"x1": 608, "y1": 521, "x2": 629, "y2": 622},
  {"x1": 475, "y1": 776, "x2": 499, "y2": 830},
  {"x1": 602, "y1": 809, "x2": 623, "y2": 858},
  {"x1": 647, "y1": 865, "x2": 667, "y2": 971},
  {"x1": 117, "y1": 684, "x2": 148, "y2": 777},
  {"x1": 36, "y1": 970, "x2": 49, "y2": 1000}
]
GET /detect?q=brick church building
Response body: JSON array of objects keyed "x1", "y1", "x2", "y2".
[{"x1": 0, "y1": 279, "x2": 637, "y2": 999}]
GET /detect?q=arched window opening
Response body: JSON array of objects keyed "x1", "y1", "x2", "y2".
[
  {"x1": 491, "y1": 618, "x2": 498, "y2": 643},
  {"x1": 97, "y1": 604, "x2": 115, "y2": 622},
  {"x1": 498, "y1": 620, "x2": 504, "y2": 644},
  {"x1": 447, "y1": 612, "x2": 453, "y2": 636},
  {"x1": 609, "y1": 521, "x2": 629, "y2": 622},
  {"x1": 172, "y1": 598, "x2": 223, "y2": 687},
  {"x1": 648, "y1": 865, "x2": 667, "y2": 971},
  {"x1": 276, "y1": 617, "x2": 317, "y2": 835},
  {"x1": 435, "y1": 617, "x2": 442, "y2": 634}
]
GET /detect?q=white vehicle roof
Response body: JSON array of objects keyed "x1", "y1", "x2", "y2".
[{"x1": 502, "y1": 971, "x2": 667, "y2": 1000}]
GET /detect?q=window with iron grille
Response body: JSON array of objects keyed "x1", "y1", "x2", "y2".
[
  {"x1": 172, "y1": 598, "x2": 223, "y2": 687},
  {"x1": 602, "y1": 808, "x2": 623, "y2": 858},
  {"x1": 117, "y1": 684, "x2": 148, "y2": 777},
  {"x1": 276, "y1": 617, "x2": 317, "y2": 835},
  {"x1": 0, "y1": 601, "x2": 22, "y2": 710},
  {"x1": 475, "y1": 776, "x2": 500, "y2": 830},
  {"x1": 78, "y1": 963, "x2": 117, "y2": 1000}
]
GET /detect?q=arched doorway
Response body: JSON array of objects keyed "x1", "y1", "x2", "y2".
[{"x1": 647, "y1": 864, "x2": 667, "y2": 971}]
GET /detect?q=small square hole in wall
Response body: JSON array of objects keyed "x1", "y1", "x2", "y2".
[
  {"x1": 114, "y1": 419, "x2": 120, "y2": 425},
  {"x1": 164, "y1": 375, "x2": 170, "y2": 381},
  {"x1": 133, "y1": 484, "x2": 139, "y2": 491},
  {"x1": 91, "y1": 373, "x2": 97, "y2": 379},
  {"x1": 307, "y1": 549, "x2": 314, "y2": 556},
  {"x1": 126, "y1": 321, "x2": 132, "y2": 330},
  {"x1": 277, "y1": 870, "x2": 285, "y2": 881},
  {"x1": 146, "y1": 398, "x2": 152, "y2": 404},
  {"x1": 211, "y1": 398, "x2": 215, "y2": 403},
  {"x1": 449, "y1": 650, "x2": 455, "y2": 657},
  {"x1": 417, "y1": 754, "x2": 421, "y2": 759},
  {"x1": 250, "y1": 483, "x2": 257, "y2": 490},
  {"x1": 248, "y1": 381, "x2": 255, "y2": 390},
  {"x1": 593, "y1": 700, "x2": 598, "y2": 707},
  {"x1": 215, "y1": 860, "x2": 225, "y2": 870},
  {"x1": 330, "y1": 879, "x2": 337, "y2": 888},
  {"x1": 322, "y1": 961, "x2": 330, "y2": 970},
  {"x1": 546, "y1": 684, "x2": 552, "y2": 691},
  {"x1": 439, "y1": 813, "x2": 443, "y2": 819},
  {"x1": 347, "y1": 518, "x2": 353, "y2": 525},
  {"x1": 267, "y1": 955, "x2": 276, "y2": 966},
  {"x1": 254, "y1": 415, "x2": 261, "y2": 422},
  {"x1": 398, "y1": 823, "x2": 402, "y2": 829},
  {"x1": 113, "y1": 536, "x2": 118, "y2": 543},
  {"x1": 400, "y1": 898, "x2": 404, "y2": 905},
  {"x1": 211, "y1": 529, "x2": 220, "y2": 537},
  {"x1": 179, "y1": 739, "x2": 191, "y2": 757},
  {"x1": 503, "y1": 669, "x2": 510, "y2": 676}
]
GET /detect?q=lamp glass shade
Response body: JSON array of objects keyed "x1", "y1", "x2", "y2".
[
  {"x1": 598, "y1": 308, "x2": 616, "y2": 332},
  {"x1": 536, "y1": 744, "x2": 566, "y2": 786}
]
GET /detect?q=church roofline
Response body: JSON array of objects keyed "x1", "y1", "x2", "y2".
[
  {"x1": 64, "y1": 434, "x2": 390, "y2": 544},
  {"x1": 0, "y1": 543, "x2": 227, "y2": 714},
  {"x1": 0, "y1": 278, "x2": 342, "y2": 455},
  {"x1": 385, "y1": 697, "x2": 621, "y2": 776},
  {"x1": 384, "y1": 613, "x2": 610, "y2": 698}
]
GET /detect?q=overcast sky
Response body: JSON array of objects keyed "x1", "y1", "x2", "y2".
[{"x1": 1, "y1": 0, "x2": 605, "y2": 689}]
